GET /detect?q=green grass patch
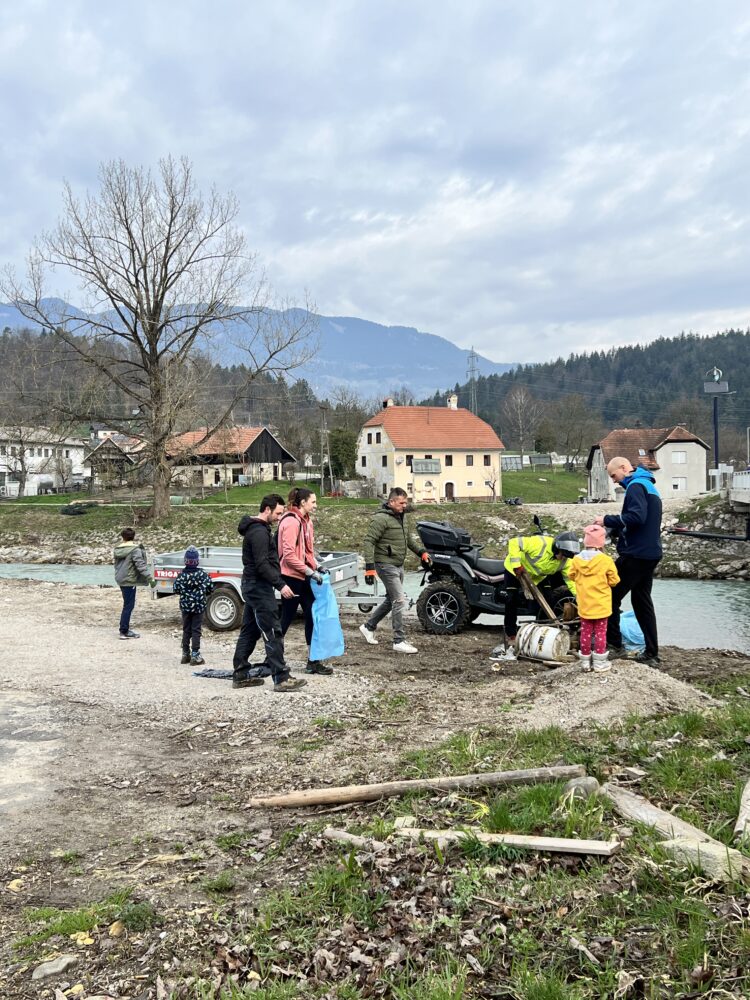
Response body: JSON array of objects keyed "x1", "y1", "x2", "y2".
[
  {"x1": 17, "y1": 888, "x2": 137, "y2": 951},
  {"x1": 203, "y1": 870, "x2": 237, "y2": 896},
  {"x1": 501, "y1": 468, "x2": 589, "y2": 503}
]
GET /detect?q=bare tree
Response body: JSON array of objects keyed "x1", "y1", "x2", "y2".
[
  {"x1": 546, "y1": 394, "x2": 602, "y2": 468},
  {"x1": 501, "y1": 386, "x2": 543, "y2": 465},
  {"x1": 4, "y1": 156, "x2": 315, "y2": 519}
]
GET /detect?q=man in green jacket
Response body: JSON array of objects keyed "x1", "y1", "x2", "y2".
[
  {"x1": 113, "y1": 527, "x2": 155, "y2": 639},
  {"x1": 359, "y1": 487, "x2": 430, "y2": 654}
]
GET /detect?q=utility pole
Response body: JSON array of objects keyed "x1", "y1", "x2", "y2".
[
  {"x1": 466, "y1": 347, "x2": 479, "y2": 415},
  {"x1": 703, "y1": 366, "x2": 729, "y2": 482},
  {"x1": 319, "y1": 404, "x2": 329, "y2": 494}
]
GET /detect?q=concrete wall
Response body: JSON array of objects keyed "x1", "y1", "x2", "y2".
[{"x1": 652, "y1": 443, "x2": 707, "y2": 498}]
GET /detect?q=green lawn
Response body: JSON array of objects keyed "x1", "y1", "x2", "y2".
[
  {"x1": 193, "y1": 480, "x2": 375, "y2": 506},
  {"x1": 5, "y1": 492, "x2": 83, "y2": 505},
  {"x1": 502, "y1": 468, "x2": 588, "y2": 503}
]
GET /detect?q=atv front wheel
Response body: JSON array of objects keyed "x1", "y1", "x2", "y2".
[{"x1": 416, "y1": 581, "x2": 471, "y2": 635}]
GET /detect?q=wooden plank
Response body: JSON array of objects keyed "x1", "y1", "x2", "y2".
[
  {"x1": 518, "y1": 568, "x2": 559, "y2": 623},
  {"x1": 602, "y1": 782, "x2": 722, "y2": 844},
  {"x1": 733, "y1": 778, "x2": 750, "y2": 844},
  {"x1": 394, "y1": 827, "x2": 621, "y2": 857},
  {"x1": 662, "y1": 838, "x2": 748, "y2": 883},
  {"x1": 246, "y1": 764, "x2": 587, "y2": 809}
]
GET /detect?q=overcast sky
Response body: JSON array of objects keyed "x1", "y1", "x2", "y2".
[{"x1": 2, "y1": 1, "x2": 750, "y2": 363}]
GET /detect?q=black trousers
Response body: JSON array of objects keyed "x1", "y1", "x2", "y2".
[
  {"x1": 181, "y1": 610, "x2": 203, "y2": 653},
  {"x1": 503, "y1": 569, "x2": 570, "y2": 637},
  {"x1": 279, "y1": 574, "x2": 314, "y2": 647},
  {"x1": 232, "y1": 580, "x2": 288, "y2": 683},
  {"x1": 607, "y1": 554, "x2": 661, "y2": 658}
]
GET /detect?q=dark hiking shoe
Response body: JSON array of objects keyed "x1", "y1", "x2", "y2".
[
  {"x1": 119, "y1": 630, "x2": 140, "y2": 639},
  {"x1": 191, "y1": 652, "x2": 206, "y2": 666},
  {"x1": 607, "y1": 645, "x2": 628, "y2": 659},
  {"x1": 305, "y1": 660, "x2": 334, "y2": 675},
  {"x1": 634, "y1": 652, "x2": 661, "y2": 667},
  {"x1": 273, "y1": 677, "x2": 308, "y2": 693},
  {"x1": 232, "y1": 669, "x2": 265, "y2": 689},
  {"x1": 181, "y1": 652, "x2": 191, "y2": 664}
]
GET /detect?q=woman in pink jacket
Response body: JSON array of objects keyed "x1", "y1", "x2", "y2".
[{"x1": 278, "y1": 487, "x2": 332, "y2": 675}]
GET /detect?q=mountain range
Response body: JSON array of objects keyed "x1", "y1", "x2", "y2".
[{"x1": 0, "y1": 302, "x2": 514, "y2": 398}]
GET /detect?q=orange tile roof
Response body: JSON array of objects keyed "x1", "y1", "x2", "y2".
[
  {"x1": 168, "y1": 427, "x2": 264, "y2": 457},
  {"x1": 363, "y1": 406, "x2": 504, "y2": 450},
  {"x1": 593, "y1": 425, "x2": 709, "y2": 470}
]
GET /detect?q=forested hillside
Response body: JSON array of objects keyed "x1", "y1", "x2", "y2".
[{"x1": 422, "y1": 330, "x2": 750, "y2": 462}]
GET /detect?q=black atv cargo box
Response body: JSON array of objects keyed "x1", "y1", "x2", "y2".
[{"x1": 417, "y1": 520, "x2": 472, "y2": 552}]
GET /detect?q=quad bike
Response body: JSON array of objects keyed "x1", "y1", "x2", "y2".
[{"x1": 414, "y1": 517, "x2": 577, "y2": 637}]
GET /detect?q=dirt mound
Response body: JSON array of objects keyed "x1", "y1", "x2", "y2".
[{"x1": 502, "y1": 658, "x2": 718, "y2": 731}]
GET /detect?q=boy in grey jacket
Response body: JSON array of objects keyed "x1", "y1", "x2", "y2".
[{"x1": 113, "y1": 527, "x2": 154, "y2": 638}]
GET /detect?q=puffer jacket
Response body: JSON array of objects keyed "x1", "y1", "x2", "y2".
[
  {"x1": 603, "y1": 466, "x2": 662, "y2": 560},
  {"x1": 568, "y1": 549, "x2": 620, "y2": 618},
  {"x1": 278, "y1": 510, "x2": 317, "y2": 580},
  {"x1": 503, "y1": 534, "x2": 576, "y2": 595},
  {"x1": 173, "y1": 566, "x2": 214, "y2": 613},
  {"x1": 113, "y1": 540, "x2": 151, "y2": 586},
  {"x1": 363, "y1": 503, "x2": 424, "y2": 567}
]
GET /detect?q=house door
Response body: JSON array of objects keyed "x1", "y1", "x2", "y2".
[
  {"x1": 273, "y1": 464, "x2": 279, "y2": 481},
  {"x1": 214, "y1": 470, "x2": 221, "y2": 485},
  {"x1": 445, "y1": 482, "x2": 454, "y2": 501}
]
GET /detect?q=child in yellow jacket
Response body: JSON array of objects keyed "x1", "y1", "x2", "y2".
[{"x1": 568, "y1": 524, "x2": 620, "y2": 673}]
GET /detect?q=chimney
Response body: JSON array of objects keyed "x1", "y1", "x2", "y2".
[
  {"x1": 382, "y1": 397, "x2": 394, "y2": 409},
  {"x1": 447, "y1": 393, "x2": 458, "y2": 410}
]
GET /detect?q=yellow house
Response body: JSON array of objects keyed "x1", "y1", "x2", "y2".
[{"x1": 357, "y1": 395, "x2": 505, "y2": 501}]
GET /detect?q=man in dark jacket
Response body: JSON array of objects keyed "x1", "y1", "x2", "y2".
[
  {"x1": 232, "y1": 494, "x2": 306, "y2": 692},
  {"x1": 595, "y1": 459, "x2": 662, "y2": 665},
  {"x1": 359, "y1": 487, "x2": 430, "y2": 653}
]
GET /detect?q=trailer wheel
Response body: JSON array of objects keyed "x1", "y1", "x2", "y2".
[
  {"x1": 205, "y1": 585, "x2": 243, "y2": 631},
  {"x1": 358, "y1": 602, "x2": 376, "y2": 613},
  {"x1": 416, "y1": 581, "x2": 471, "y2": 635}
]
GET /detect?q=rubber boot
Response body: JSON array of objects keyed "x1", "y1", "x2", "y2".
[
  {"x1": 578, "y1": 650, "x2": 592, "y2": 672},
  {"x1": 592, "y1": 651, "x2": 611, "y2": 673}
]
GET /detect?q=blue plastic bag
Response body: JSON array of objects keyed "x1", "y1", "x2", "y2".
[
  {"x1": 620, "y1": 610, "x2": 645, "y2": 651},
  {"x1": 310, "y1": 576, "x2": 345, "y2": 660}
]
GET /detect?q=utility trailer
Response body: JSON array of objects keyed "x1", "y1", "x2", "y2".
[{"x1": 151, "y1": 545, "x2": 380, "y2": 631}]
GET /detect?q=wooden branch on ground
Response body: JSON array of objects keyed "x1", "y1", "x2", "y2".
[
  {"x1": 518, "y1": 568, "x2": 559, "y2": 623},
  {"x1": 245, "y1": 764, "x2": 587, "y2": 809},
  {"x1": 733, "y1": 778, "x2": 750, "y2": 844},
  {"x1": 322, "y1": 828, "x2": 388, "y2": 852},
  {"x1": 393, "y1": 827, "x2": 620, "y2": 857},
  {"x1": 661, "y1": 838, "x2": 748, "y2": 883}
]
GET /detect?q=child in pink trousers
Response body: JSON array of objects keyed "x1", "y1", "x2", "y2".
[{"x1": 568, "y1": 524, "x2": 620, "y2": 673}]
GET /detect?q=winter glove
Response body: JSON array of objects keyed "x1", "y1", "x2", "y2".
[
  {"x1": 311, "y1": 571, "x2": 324, "y2": 585},
  {"x1": 317, "y1": 564, "x2": 330, "y2": 575},
  {"x1": 513, "y1": 566, "x2": 525, "y2": 577},
  {"x1": 364, "y1": 564, "x2": 377, "y2": 586},
  {"x1": 420, "y1": 552, "x2": 432, "y2": 567},
  {"x1": 149, "y1": 578, "x2": 157, "y2": 588}
]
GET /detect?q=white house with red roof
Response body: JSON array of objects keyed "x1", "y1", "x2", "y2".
[
  {"x1": 587, "y1": 425, "x2": 709, "y2": 500},
  {"x1": 357, "y1": 395, "x2": 505, "y2": 502}
]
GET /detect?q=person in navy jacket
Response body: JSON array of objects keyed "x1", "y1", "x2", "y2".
[{"x1": 594, "y1": 459, "x2": 662, "y2": 665}]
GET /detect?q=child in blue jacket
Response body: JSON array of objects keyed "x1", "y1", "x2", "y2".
[{"x1": 173, "y1": 546, "x2": 214, "y2": 665}]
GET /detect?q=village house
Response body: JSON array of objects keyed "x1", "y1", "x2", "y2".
[
  {"x1": 587, "y1": 425, "x2": 709, "y2": 500},
  {"x1": 0, "y1": 427, "x2": 88, "y2": 496},
  {"x1": 83, "y1": 435, "x2": 140, "y2": 488},
  {"x1": 166, "y1": 426, "x2": 296, "y2": 488},
  {"x1": 357, "y1": 395, "x2": 505, "y2": 502}
]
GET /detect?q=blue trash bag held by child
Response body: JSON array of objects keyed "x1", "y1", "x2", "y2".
[
  {"x1": 310, "y1": 576, "x2": 345, "y2": 660},
  {"x1": 620, "y1": 610, "x2": 645, "y2": 651}
]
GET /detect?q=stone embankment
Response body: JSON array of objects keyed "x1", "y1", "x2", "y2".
[{"x1": 660, "y1": 499, "x2": 750, "y2": 581}]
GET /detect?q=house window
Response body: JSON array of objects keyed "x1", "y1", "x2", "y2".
[
  {"x1": 65, "y1": 449, "x2": 70, "y2": 458},
  {"x1": 37, "y1": 448, "x2": 42, "y2": 457},
  {"x1": 381, "y1": 455, "x2": 388, "y2": 467},
  {"x1": 407, "y1": 482, "x2": 413, "y2": 491},
  {"x1": 672, "y1": 477, "x2": 687, "y2": 492},
  {"x1": 382, "y1": 482, "x2": 387, "y2": 495},
  {"x1": 638, "y1": 448, "x2": 646, "y2": 456},
  {"x1": 466, "y1": 454, "x2": 474, "y2": 466},
  {"x1": 0, "y1": 446, "x2": 5, "y2": 456},
  {"x1": 467, "y1": 481, "x2": 474, "y2": 487},
  {"x1": 672, "y1": 451, "x2": 687, "y2": 464},
  {"x1": 445, "y1": 455, "x2": 453, "y2": 467},
  {"x1": 10, "y1": 447, "x2": 17, "y2": 457},
  {"x1": 376, "y1": 432, "x2": 381, "y2": 444},
  {"x1": 361, "y1": 455, "x2": 366, "y2": 467},
  {"x1": 424, "y1": 454, "x2": 432, "y2": 460},
  {"x1": 406, "y1": 454, "x2": 413, "y2": 467},
  {"x1": 367, "y1": 433, "x2": 372, "y2": 444},
  {"x1": 44, "y1": 448, "x2": 50, "y2": 457},
  {"x1": 483, "y1": 455, "x2": 491, "y2": 466}
]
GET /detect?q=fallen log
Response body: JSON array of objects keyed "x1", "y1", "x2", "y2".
[
  {"x1": 661, "y1": 838, "x2": 748, "y2": 883},
  {"x1": 733, "y1": 778, "x2": 750, "y2": 844},
  {"x1": 394, "y1": 827, "x2": 620, "y2": 857},
  {"x1": 322, "y1": 827, "x2": 388, "y2": 852},
  {"x1": 246, "y1": 764, "x2": 586, "y2": 809}
]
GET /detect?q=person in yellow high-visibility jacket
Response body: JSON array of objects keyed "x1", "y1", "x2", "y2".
[{"x1": 501, "y1": 531, "x2": 580, "y2": 648}]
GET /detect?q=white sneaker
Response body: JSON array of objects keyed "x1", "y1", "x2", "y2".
[
  {"x1": 359, "y1": 623, "x2": 378, "y2": 645},
  {"x1": 393, "y1": 641, "x2": 418, "y2": 654}
]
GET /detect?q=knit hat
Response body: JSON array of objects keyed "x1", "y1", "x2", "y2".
[
  {"x1": 184, "y1": 546, "x2": 200, "y2": 566},
  {"x1": 583, "y1": 524, "x2": 606, "y2": 549}
]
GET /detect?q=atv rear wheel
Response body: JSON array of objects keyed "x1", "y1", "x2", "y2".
[{"x1": 417, "y1": 581, "x2": 471, "y2": 635}]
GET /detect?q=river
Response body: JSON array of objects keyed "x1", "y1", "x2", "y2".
[{"x1": 0, "y1": 563, "x2": 748, "y2": 654}]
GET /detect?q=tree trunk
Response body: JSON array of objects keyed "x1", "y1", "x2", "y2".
[{"x1": 151, "y1": 458, "x2": 172, "y2": 520}]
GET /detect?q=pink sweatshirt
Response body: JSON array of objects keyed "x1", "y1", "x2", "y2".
[{"x1": 278, "y1": 510, "x2": 316, "y2": 580}]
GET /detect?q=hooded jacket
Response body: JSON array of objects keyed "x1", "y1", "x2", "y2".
[
  {"x1": 113, "y1": 540, "x2": 151, "y2": 587},
  {"x1": 603, "y1": 466, "x2": 662, "y2": 560},
  {"x1": 173, "y1": 565, "x2": 214, "y2": 613},
  {"x1": 503, "y1": 534, "x2": 576, "y2": 595},
  {"x1": 278, "y1": 510, "x2": 317, "y2": 580},
  {"x1": 568, "y1": 549, "x2": 620, "y2": 618},
  {"x1": 363, "y1": 502, "x2": 424, "y2": 568},
  {"x1": 238, "y1": 515, "x2": 284, "y2": 589}
]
